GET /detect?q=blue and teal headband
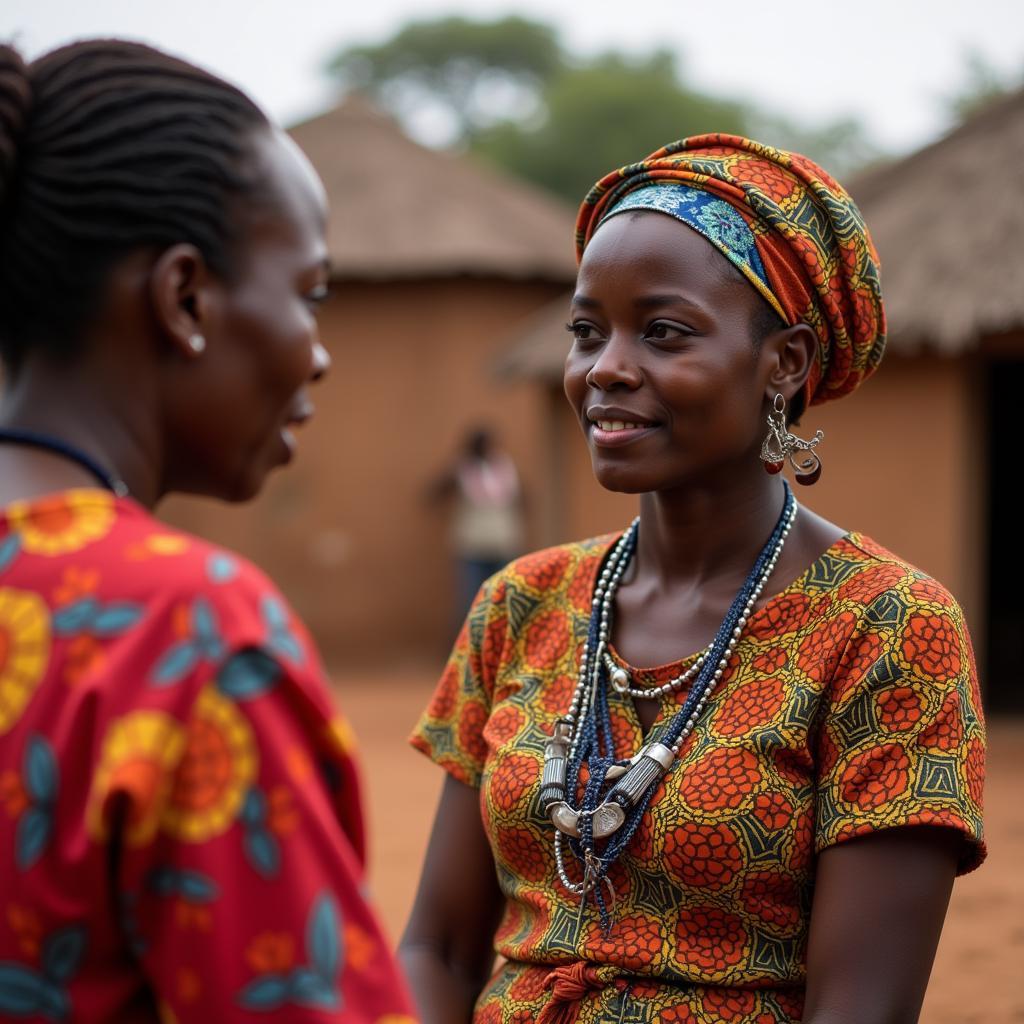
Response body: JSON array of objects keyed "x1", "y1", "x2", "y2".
[{"x1": 599, "y1": 184, "x2": 787, "y2": 321}]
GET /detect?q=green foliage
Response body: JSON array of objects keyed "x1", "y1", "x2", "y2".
[
  {"x1": 325, "y1": 16, "x2": 881, "y2": 202},
  {"x1": 328, "y1": 16, "x2": 562, "y2": 141},
  {"x1": 946, "y1": 48, "x2": 1022, "y2": 121},
  {"x1": 473, "y1": 51, "x2": 750, "y2": 203}
]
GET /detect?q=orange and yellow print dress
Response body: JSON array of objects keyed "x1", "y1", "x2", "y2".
[
  {"x1": 412, "y1": 531, "x2": 986, "y2": 1023},
  {"x1": 0, "y1": 490, "x2": 416, "y2": 1023}
]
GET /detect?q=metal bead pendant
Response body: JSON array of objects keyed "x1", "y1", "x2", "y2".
[{"x1": 610, "y1": 666, "x2": 631, "y2": 693}]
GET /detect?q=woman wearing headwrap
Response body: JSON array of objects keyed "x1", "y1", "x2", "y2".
[{"x1": 401, "y1": 136, "x2": 985, "y2": 1023}]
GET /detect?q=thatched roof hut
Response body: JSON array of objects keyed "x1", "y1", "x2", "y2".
[
  {"x1": 852, "y1": 87, "x2": 1024, "y2": 352},
  {"x1": 288, "y1": 94, "x2": 576, "y2": 282},
  {"x1": 166, "y1": 96, "x2": 577, "y2": 666}
]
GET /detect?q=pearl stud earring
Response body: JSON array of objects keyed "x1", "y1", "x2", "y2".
[{"x1": 187, "y1": 333, "x2": 206, "y2": 354}]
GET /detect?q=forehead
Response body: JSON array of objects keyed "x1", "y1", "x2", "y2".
[
  {"x1": 583, "y1": 211, "x2": 728, "y2": 281},
  {"x1": 244, "y1": 128, "x2": 328, "y2": 251},
  {"x1": 577, "y1": 211, "x2": 758, "y2": 312}
]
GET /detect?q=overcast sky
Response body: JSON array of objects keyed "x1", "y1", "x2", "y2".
[{"x1": 5, "y1": 0, "x2": 1023, "y2": 155}]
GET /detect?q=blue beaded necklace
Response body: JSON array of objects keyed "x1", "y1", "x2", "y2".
[
  {"x1": 541, "y1": 483, "x2": 798, "y2": 931},
  {"x1": 0, "y1": 427, "x2": 129, "y2": 497}
]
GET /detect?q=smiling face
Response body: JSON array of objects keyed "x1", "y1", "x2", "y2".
[
  {"x1": 162, "y1": 128, "x2": 332, "y2": 502},
  {"x1": 564, "y1": 210, "x2": 780, "y2": 495}
]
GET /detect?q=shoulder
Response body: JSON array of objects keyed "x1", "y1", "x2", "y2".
[
  {"x1": 8, "y1": 494, "x2": 311, "y2": 665},
  {"x1": 825, "y1": 533, "x2": 965, "y2": 621},
  {"x1": 476, "y1": 535, "x2": 619, "y2": 623}
]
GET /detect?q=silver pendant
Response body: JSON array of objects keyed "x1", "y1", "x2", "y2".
[
  {"x1": 610, "y1": 666, "x2": 631, "y2": 693},
  {"x1": 591, "y1": 801, "x2": 625, "y2": 838},
  {"x1": 550, "y1": 801, "x2": 581, "y2": 838}
]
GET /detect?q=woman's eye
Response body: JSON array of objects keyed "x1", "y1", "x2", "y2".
[
  {"x1": 305, "y1": 284, "x2": 330, "y2": 307},
  {"x1": 565, "y1": 321, "x2": 601, "y2": 342},
  {"x1": 645, "y1": 321, "x2": 691, "y2": 341}
]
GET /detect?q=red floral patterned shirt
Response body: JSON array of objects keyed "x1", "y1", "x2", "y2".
[
  {"x1": 0, "y1": 490, "x2": 416, "y2": 1022},
  {"x1": 412, "y1": 532, "x2": 986, "y2": 1023}
]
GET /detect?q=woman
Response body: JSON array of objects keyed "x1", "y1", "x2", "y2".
[
  {"x1": 402, "y1": 136, "x2": 985, "y2": 1023},
  {"x1": 0, "y1": 41, "x2": 415, "y2": 1021},
  {"x1": 427, "y1": 425, "x2": 525, "y2": 624}
]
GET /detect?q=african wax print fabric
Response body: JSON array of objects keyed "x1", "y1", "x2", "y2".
[
  {"x1": 412, "y1": 532, "x2": 986, "y2": 1023},
  {"x1": 0, "y1": 490, "x2": 416, "y2": 1023},
  {"x1": 575, "y1": 135, "x2": 886, "y2": 409}
]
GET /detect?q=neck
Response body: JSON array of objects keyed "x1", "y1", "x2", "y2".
[
  {"x1": 634, "y1": 469, "x2": 788, "y2": 589},
  {"x1": 0, "y1": 357, "x2": 162, "y2": 508}
]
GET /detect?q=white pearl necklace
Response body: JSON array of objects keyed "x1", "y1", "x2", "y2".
[{"x1": 549, "y1": 500, "x2": 799, "y2": 897}]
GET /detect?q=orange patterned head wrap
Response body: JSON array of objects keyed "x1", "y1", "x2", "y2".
[{"x1": 575, "y1": 134, "x2": 886, "y2": 407}]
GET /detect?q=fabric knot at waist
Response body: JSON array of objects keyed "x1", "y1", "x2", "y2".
[{"x1": 537, "y1": 962, "x2": 622, "y2": 1024}]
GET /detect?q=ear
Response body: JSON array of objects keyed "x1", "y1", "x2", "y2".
[
  {"x1": 148, "y1": 244, "x2": 215, "y2": 359},
  {"x1": 760, "y1": 323, "x2": 817, "y2": 404}
]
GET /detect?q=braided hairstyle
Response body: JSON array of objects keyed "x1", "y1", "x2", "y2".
[{"x1": 0, "y1": 39, "x2": 270, "y2": 375}]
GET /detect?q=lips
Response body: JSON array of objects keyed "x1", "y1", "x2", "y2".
[
  {"x1": 586, "y1": 407, "x2": 658, "y2": 447},
  {"x1": 286, "y1": 403, "x2": 314, "y2": 427}
]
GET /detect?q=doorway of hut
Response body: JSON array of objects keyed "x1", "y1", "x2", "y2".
[{"x1": 985, "y1": 358, "x2": 1024, "y2": 713}]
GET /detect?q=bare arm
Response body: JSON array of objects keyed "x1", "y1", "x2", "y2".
[
  {"x1": 400, "y1": 775, "x2": 506, "y2": 1023},
  {"x1": 803, "y1": 826, "x2": 961, "y2": 1024}
]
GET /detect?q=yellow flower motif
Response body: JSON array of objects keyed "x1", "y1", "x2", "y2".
[
  {"x1": 7, "y1": 490, "x2": 116, "y2": 556},
  {"x1": 146, "y1": 534, "x2": 190, "y2": 556},
  {"x1": 325, "y1": 715, "x2": 358, "y2": 757},
  {"x1": 87, "y1": 710, "x2": 187, "y2": 846},
  {"x1": 157, "y1": 1000, "x2": 179, "y2": 1024},
  {"x1": 161, "y1": 684, "x2": 257, "y2": 842},
  {"x1": 126, "y1": 533, "x2": 191, "y2": 560},
  {"x1": 0, "y1": 587, "x2": 51, "y2": 735}
]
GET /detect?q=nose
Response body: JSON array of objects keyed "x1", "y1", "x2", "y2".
[
  {"x1": 585, "y1": 333, "x2": 642, "y2": 391},
  {"x1": 310, "y1": 340, "x2": 331, "y2": 383}
]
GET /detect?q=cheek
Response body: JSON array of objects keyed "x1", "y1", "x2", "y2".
[{"x1": 563, "y1": 353, "x2": 589, "y2": 409}]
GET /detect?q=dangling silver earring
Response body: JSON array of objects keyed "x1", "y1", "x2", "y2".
[
  {"x1": 187, "y1": 333, "x2": 206, "y2": 354},
  {"x1": 761, "y1": 393, "x2": 824, "y2": 485}
]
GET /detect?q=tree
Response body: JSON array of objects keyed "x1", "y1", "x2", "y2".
[
  {"x1": 473, "y1": 51, "x2": 751, "y2": 204},
  {"x1": 327, "y1": 16, "x2": 562, "y2": 145},
  {"x1": 325, "y1": 17, "x2": 880, "y2": 203},
  {"x1": 945, "y1": 49, "x2": 1022, "y2": 121}
]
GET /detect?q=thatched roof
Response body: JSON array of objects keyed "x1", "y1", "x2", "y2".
[
  {"x1": 851, "y1": 87, "x2": 1024, "y2": 353},
  {"x1": 496, "y1": 90, "x2": 1024, "y2": 380},
  {"x1": 289, "y1": 95, "x2": 577, "y2": 282}
]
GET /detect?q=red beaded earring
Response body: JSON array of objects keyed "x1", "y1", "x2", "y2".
[{"x1": 760, "y1": 394, "x2": 824, "y2": 485}]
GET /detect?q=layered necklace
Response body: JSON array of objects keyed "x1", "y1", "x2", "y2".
[{"x1": 539, "y1": 483, "x2": 798, "y2": 930}]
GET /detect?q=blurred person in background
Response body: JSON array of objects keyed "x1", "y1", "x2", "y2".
[
  {"x1": 0, "y1": 39, "x2": 414, "y2": 1022},
  {"x1": 401, "y1": 135, "x2": 986, "y2": 1023},
  {"x1": 428, "y1": 425, "x2": 524, "y2": 622}
]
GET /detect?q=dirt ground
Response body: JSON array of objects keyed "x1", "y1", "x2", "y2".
[{"x1": 334, "y1": 670, "x2": 1023, "y2": 1023}]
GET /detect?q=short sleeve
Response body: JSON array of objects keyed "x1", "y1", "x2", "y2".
[
  {"x1": 814, "y1": 580, "x2": 986, "y2": 873},
  {"x1": 102, "y1": 644, "x2": 416, "y2": 1021},
  {"x1": 410, "y1": 574, "x2": 509, "y2": 787}
]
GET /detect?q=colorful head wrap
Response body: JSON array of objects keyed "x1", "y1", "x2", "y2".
[{"x1": 576, "y1": 134, "x2": 886, "y2": 407}]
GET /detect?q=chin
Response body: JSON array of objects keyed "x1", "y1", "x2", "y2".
[
  {"x1": 199, "y1": 464, "x2": 270, "y2": 505},
  {"x1": 225, "y1": 471, "x2": 270, "y2": 504},
  {"x1": 591, "y1": 461, "x2": 657, "y2": 495}
]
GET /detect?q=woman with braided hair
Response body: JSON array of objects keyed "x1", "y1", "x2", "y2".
[
  {"x1": 0, "y1": 40, "x2": 414, "y2": 1021},
  {"x1": 402, "y1": 138, "x2": 986, "y2": 1023}
]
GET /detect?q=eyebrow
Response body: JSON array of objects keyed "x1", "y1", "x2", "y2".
[
  {"x1": 635, "y1": 293, "x2": 706, "y2": 312},
  {"x1": 571, "y1": 293, "x2": 708, "y2": 313}
]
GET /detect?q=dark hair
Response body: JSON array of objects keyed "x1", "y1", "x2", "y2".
[{"x1": 0, "y1": 39, "x2": 270, "y2": 374}]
